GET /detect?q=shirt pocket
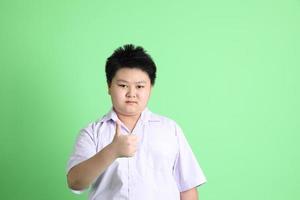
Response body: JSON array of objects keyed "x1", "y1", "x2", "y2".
[{"x1": 146, "y1": 137, "x2": 178, "y2": 173}]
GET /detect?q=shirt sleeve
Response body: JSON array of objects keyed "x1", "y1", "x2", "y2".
[
  {"x1": 66, "y1": 124, "x2": 97, "y2": 194},
  {"x1": 173, "y1": 123, "x2": 207, "y2": 192}
]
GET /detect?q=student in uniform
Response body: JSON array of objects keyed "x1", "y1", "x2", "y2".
[{"x1": 66, "y1": 44, "x2": 207, "y2": 200}]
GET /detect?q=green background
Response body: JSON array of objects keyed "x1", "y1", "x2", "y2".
[{"x1": 1, "y1": 0, "x2": 299, "y2": 199}]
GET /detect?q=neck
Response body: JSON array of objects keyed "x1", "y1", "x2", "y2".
[{"x1": 116, "y1": 112, "x2": 141, "y2": 132}]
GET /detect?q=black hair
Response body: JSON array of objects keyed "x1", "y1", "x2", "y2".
[{"x1": 105, "y1": 44, "x2": 157, "y2": 86}]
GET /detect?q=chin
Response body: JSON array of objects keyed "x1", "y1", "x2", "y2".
[
  {"x1": 123, "y1": 110, "x2": 140, "y2": 115},
  {"x1": 120, "y1": 108, "x2": 141, "y2": 116}
]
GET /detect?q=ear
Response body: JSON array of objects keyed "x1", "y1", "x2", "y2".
[
  {"x1": 107, "y1": 84, "x2": 111, "y2": 95},
  {"x1": 149, "y1": 85, "x2": 153, "y2": 95}
]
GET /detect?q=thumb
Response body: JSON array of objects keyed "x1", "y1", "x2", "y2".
[{"x1": 115, "y1": 120, "x2": 122, "y2": 137}]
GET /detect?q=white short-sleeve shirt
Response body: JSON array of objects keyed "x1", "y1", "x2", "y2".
[{"x1": 66, "y1": 107, "x2": 207, "y2": 200}]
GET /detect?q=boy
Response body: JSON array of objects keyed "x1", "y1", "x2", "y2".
[{"x1": 66, "y1": 44, "x2": 207, "y2": 200}]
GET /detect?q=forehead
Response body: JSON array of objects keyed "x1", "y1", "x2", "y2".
[{"x1": 114, "y1": 68, "x2": 150, "y2": 83}]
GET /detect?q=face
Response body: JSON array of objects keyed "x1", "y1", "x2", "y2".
[{"x1": 108, "y1": 68, "x2": 152, "y2": 117}]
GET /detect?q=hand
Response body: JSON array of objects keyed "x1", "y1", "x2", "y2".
[{"x1": 111, "y1": 120, "x2": 139, "y2": 158}]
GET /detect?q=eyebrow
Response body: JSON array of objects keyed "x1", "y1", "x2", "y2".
[{"x1": 116, "y1": 79, "x2": 147, "y2": 84}]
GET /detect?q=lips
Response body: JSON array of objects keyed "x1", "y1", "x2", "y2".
[{"x1": 125, "y1": 101, "x2": 137, "y2": 104}]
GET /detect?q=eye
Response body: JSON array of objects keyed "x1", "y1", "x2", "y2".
[
  {"x1": 137, "y1": 85, "x2": 145, "y2": 89},
  {"x1": 118, "y1": 84, "x2": 127, "y2": 88}
]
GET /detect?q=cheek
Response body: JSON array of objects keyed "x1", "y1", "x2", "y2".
[
  {"x1": 110, "y1": 90, "x2": 124, "y2": 100},
  {"x1": 139, "y1": 91, "x2": 151, "y2": 100}
]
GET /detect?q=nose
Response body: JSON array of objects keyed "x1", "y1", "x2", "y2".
[{"x1": 126, "y1": 86, "x2": 136, "y2": 98}]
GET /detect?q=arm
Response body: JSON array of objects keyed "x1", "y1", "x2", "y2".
[
  {"x1": 180, "y1": 187, "x2": 199, "y2": 200},
  {"x1": 67, "y1": 143, "x2": 118, "y2": 191},
  {"x1": 67, "y1": 121, "x2": 138, "y2": 191}
]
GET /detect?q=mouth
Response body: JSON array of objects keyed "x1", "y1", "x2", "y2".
[{"x1": 125, "y1": 101, "x2": 137, "y2": 104}]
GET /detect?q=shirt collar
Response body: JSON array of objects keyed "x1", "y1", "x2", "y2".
[{"x1": 100, "y1": 107, "x2": 152, "y2": 124}]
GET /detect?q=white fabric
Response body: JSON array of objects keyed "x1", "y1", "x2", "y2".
[{"x1": 66, "y1": 107, "x2": 207, "y2": 199}]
